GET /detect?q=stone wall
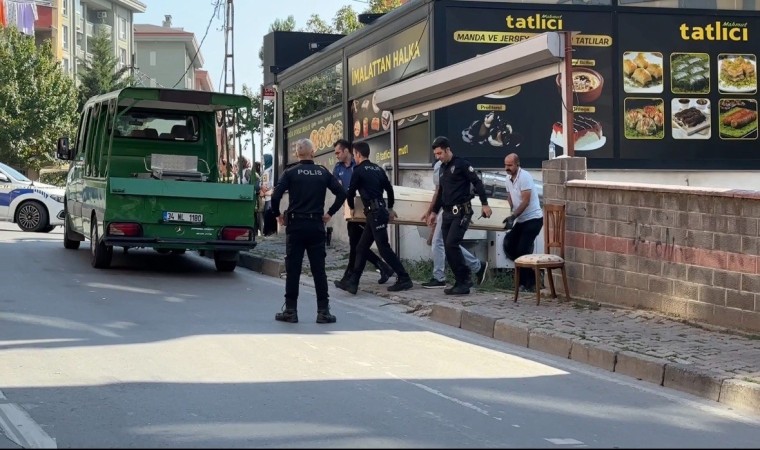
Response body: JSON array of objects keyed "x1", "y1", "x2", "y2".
[{"x1": 542, "y1": 157, "x2": 760, "y2": 333}]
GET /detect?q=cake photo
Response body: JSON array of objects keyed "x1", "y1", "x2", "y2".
[{"x1": 550, "y1": 115, "x2": 605, "y2": 151}]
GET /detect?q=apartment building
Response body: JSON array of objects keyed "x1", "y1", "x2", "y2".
[
  {"x1": 33, "y1": 0, "x2": 146, "y2": 77},
  {"x1": 133, "y1": 16, "x2": 210, "y2": 91}
]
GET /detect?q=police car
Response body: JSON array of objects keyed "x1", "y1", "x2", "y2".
[{"x1": 0, "y1": 162, "x2": 65, "y2": 233}]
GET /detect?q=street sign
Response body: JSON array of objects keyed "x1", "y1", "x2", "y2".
[{"x1": 262, "y1": 87, "x2": 276, "y2": 101}]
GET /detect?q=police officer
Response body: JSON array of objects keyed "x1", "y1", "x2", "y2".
[
  {"x1": 342, "y1": 141, "x2": 413, "y2": 294},
  {"x1": 426, "y1": 136, "x2": 492, "y2": 295},
  {"x1": 332, "y1": 139, "x2": 394, "y2": 289},
  {"x1": 270, "y1": 138, "x2": 346, "y2": 324}
]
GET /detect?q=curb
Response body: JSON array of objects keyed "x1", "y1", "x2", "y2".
[
  {"x1": 236, "y1": 253, "x2": 760, "y2": 416},
  {"x1": 430, "y1": 302, "x2": 760, "y2": 416}
]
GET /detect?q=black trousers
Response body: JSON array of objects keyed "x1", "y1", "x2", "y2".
[
  {"x1": 346, "y1": 220, "x2": 386, "y2": 276},
  {"x1": 441, "y1": 210, "x2": 473, "y2": 285},
  {"x1": 353, "y1": 209, "x2": 409, "y2": 280},
  {"x1": 504, "y1": 217, "x2": 544, "y2": 288},
  {"x1": 284, "y1": 218, "x2": 329, "y2": 311}
]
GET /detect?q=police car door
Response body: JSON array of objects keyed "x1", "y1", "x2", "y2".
[{"x1": 0, "y1": 166, "x2": 12, "y2": 221}]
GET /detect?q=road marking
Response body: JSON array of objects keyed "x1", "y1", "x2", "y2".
[
  {"x1": 0, "y1": 403, "x2": 57, "y2": 448},
  {"x1": 386, "y1": 372, "x2": 502, "y2": 421},
  {"x1": 545, "y1": 438, "x2": 585, "y2": 445}
]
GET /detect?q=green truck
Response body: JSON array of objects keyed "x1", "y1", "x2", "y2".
[{"x1": 56, "y1": 87, "x2": 257, "y2": 272}]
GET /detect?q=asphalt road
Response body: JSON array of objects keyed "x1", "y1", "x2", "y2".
[{"x1": 1, "y1": 223, "x2": 759, "y2": 448}]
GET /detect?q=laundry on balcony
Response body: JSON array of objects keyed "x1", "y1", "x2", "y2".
[{"x1": 1, "y1": 0, "x2": 38, "y2": 36}]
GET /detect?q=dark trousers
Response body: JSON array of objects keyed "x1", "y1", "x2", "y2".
[
  {"x1": 504, "y1": 217, "x2": 544, "y2": 288},
  {"x1": 441, "y1": 210, "x2": 473, "y2": 285},
  {"x1": 346, "y1": 220, "x2": 386, "y2": 277},
  {"x1": 353, "y1": 209, "x2": 409, "y2": 280},
  {"x1": 284, "y1": 219, "x2": 329, "y2": 311}
]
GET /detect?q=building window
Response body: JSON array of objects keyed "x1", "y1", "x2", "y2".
[
  {"x1": 284, "y1": 62, "x2": 343, "y2": 125},
  {"x1": 62, "y1": 25, "x2": 69, "y2": 50},
  {"x1": 119, "y1": 17, "x2": 127, "y2": 40},
  {"x1": 62, "y1": 0, "x2": 68, "y2": 16},
  {"x1": 149, "y1": 51, "x2": 156, "y2": 66},
  {"x1": 119, "y1": 48, "x2": 127, "y2": 68},
  {"x1": 62, "y1": 58, "x2": 70, "y2": 74}
]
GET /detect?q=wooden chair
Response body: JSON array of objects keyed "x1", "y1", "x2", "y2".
[{"x1": 513, "y1": 203, "x2": 571, "y2": 305}]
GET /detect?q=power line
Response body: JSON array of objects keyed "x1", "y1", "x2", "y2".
[{"x1": 170, "y1": 0, "x2": 224, "y2": 89}]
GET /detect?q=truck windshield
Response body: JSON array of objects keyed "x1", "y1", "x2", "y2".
[{"x1": 114, "y1": 110, "x2": 200, "y2": 142}]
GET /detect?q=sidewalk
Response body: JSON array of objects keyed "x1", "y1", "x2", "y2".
[{"x1": 239, "y1": 232, "x2": 760, "y2": 416}]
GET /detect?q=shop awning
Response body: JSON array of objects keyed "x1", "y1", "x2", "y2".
[{"x1": 374, "y1": 32, "x2": 566, "y2": 120}]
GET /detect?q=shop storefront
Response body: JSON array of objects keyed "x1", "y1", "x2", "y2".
[{"x1": 272, "y1": 0, "x2": 760, "y2": 174}]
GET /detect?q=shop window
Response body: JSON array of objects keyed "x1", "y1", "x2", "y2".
[{"x1": 284, "y1": 63, "x2": 342, "y2": 125}]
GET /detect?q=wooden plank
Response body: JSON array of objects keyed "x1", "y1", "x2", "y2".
[{"x1": 343, "y1": 185, "x2": 512, "y2": 231}]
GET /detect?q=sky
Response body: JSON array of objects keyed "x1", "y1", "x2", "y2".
[
  {"x1": 139, "y1": 0, "x2": 367, "y2": 160},
  {"x1": 139, "y1": 0, "x2": 366, "y2": 93}
]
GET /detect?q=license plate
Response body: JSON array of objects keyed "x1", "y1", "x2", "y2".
[{"x1": 163, "y1": 211, "x2": 203, "y2": 223}]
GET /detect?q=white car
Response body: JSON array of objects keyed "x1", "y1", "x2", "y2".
[{"x1": 0, "y1": 162, "x2": 65, "y2": 233}]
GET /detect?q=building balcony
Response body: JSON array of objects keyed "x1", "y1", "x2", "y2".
[{"x1": 33, "y1": 4, "x2": 54, "y2": 30}]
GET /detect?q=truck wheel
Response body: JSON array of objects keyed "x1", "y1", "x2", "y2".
[
  {"x1": 63, "y1": 207, "x2": 83, "y2": 250},
  {"x1": 90, "y1": 222, "x2": 113, "y2": 269},
  {"x1": 16, "y1": 201, "x2": 48, "y2": 232},
  {"x1": 214, "y1": 251, "x2": 237, "y2": 272}
]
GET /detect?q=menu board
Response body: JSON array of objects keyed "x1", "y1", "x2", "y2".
[
  {"x1": 370, "y1": 121, "x2": 431, "y2": 165},
  {"x1": 284, "y1": 107, "x2": 344, "y2": 164},
  {"x1": 618, "y1": 12, "x2": 760, "y2": 164},
  {"x1": 441, "y1": 7, "x2": 615, "y2": 169}
]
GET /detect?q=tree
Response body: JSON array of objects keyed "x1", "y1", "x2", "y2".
[
  {"x1": 77, "y1": 29, "x2": 131, "y2": 109},
  {"x1": 305, "y1": 14, "x2": 332, "y2": 34},
  {"x1": 238, "y1": 83, "x2": 275, "y2": 154},
  {"x1": 258, "y1": 15, "x2": 297, "y2": 62},
  {"x1": 332, "y1": 6, "x2": 362, "y2": 35},
  {"x1": 0, "y1": 27, "x2": 79, "y2": 172}
]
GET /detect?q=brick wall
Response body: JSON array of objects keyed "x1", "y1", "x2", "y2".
[{"x1": 543, "y1": 157, "x2": 760, "y2": 333}]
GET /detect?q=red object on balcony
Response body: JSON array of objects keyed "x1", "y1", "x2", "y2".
[{"x1": 34, "y1": 5, "x2": 53, "y2": 30}]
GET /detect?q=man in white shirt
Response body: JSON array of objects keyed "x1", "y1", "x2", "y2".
[{"x1": 503, "y1": 153, "x2": 543, "y2": 291}]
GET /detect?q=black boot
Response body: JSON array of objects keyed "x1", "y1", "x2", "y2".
[
  {"x1": 378, "y1": 263, "x2": 394, "y2": 285},
  {"x1": 343, "y1": 274, "x2": 360, "y2": 295},
  {"x1": 275, "y1": 307, "x2": 298, "y2": 323},
  {"x1": 387, "y1": 276, "x2": 413, "y2": 292},
  {"x1": 316, "y1": 308, "x2": 337, "y2": 323},
  {"x1": 334, "y1": 269, "x2": 353, "y2": 290}
]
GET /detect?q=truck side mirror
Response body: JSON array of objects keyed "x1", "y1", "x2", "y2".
[{"x1": 57, "y1": 137, "x2": 72, "y2": 160}]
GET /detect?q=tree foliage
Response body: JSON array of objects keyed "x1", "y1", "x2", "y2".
[
  {"x1": 305, "y1": 14, "x2": 332, "y2": 34},
  {"x1": 238, "y1": 83, "x2": 275, "y2": 152},
  {"x1": 0, "y1": 27, "x2": 79, "y2": 172},
  {"x1": 77, "y1": 29, "x2": 131, "y2": 109},
  {"x1": 332, "y1": 6, "x2": 362, "y2": 35}
]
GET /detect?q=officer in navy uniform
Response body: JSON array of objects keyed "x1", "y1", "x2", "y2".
[
  {"x1": 332, "y1": 139, "x2": 394, "y2": 289},
  {"x1": 426, "y1": 136, "x2": 492, "y2": 295},
  {"x1": 341, "y1": 141, "x2": 413, "y2": 294},
  {"x1": 271, "y1": 138, "x2": 346, "y2": 324}
]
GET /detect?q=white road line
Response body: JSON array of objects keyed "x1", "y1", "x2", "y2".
[
  {"x1": 545, "y1": 438, "x2": 585, "y2": 445},
  {"x1": 0, "y1": 404, "x2": 57, "y2": 448}
]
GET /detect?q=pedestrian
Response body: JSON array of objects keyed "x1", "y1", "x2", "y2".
[
  {"x1": 332, "y1": 139, "x2": 394, "y2": 290},
  {"x1": 342, "y1": 141, "x2": 413, "y2": 294},
  {"x1": 421, "y1": 159, "x2": 488, "y2": 289},
  {"x1": 502, "y1": 152, "x2": 544, "y2": 292},
  {"x1": 270, "y1": 138, "x2": 346, "y2": 324},
  {"x1": 426, "y1": 136, "x2": 492, "y2": 295}
]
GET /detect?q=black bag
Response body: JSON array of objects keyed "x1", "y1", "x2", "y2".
[{"x1": 262, "y1": 201, "x2": 278, "y2": 236}]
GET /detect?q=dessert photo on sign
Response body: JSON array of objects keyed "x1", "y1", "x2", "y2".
[
  {"x1": 461, "y1": 111, "x2": 522, "y2": 149},
  {"x1": 718, "y1": 53, "x2": 757, "y2": 94},
  {"x1": 671, "y1": 52, "x2": 710, "y2": 95},
  {"x1": 718, "y1": 98, "x2": 758, "y2": 140},
  {"x1": 623, "y1": 51, "x2": 664, "y2": 94},
  {"x1": 671, "y1": 98, "x2": 711, "y2": 140},
  {"x1": 623, "y1": 98, "x2": 665, "y2": 140},
  {"x1": 549, "y1": 115, "x2": 605, "y2": 151}
]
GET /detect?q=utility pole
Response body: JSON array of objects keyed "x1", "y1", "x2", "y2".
[{"x1": 221, "y1": 0, "x2": 239, "y2": 182}]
